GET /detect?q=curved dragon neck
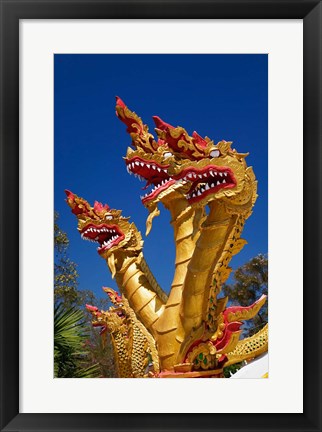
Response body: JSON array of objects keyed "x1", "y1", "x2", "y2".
[
  {"x1": 206, "y1": 213, "x2": 246, "y2": 331},
  {"x1": 140, "y1": 256, "x2": 168, "y2": 304},
  {"x1": 109, "y1": 251, "x2": 165, "y2": 338},
  {"x1": 175, "y1": 201, "x2": 239, "y2": 361},
  {"x1": 109, "y1": 305, "x2": 160, "y2": 377},
  {"x1": 110, "y1": 329, "x2": 132, "y2": 378},
  {"x1": 126, "y1": 305, "x2": 160, "y2": 375},
  {"x1": 225, "y1": 324, "x2": 268, "y2": 366},
  {"x1": 154, "y1": 197, "x2": 204, "y2": 370}
]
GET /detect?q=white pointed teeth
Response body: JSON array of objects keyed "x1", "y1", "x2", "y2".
[
  {"x1": 100, "y1": 233, "x2": 121, "y2": 250},
  {"x1": 182, "y1": 169, "x2": 229, "y2": 184},
  {"x1": 186, "y1": 169, "x2": 231, "y2": 200},
  {"x1": 81, "y1": 226, "x2": 121, "y2": 248},
  {"x1": 126, "y1": 160, "x2": 168, "y2": 178},
  {"x1": 140, "y1": 177, "x2": 174, "y2": 200}
]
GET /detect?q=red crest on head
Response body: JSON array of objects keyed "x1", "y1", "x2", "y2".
[
  {"x1": 115, "y1": 96, "x2": 144, "y2": 135},
  {"x1": 103, "y1": 287, "x2": 123, "y2": 304},
  {"x1": 94, "y1": 201, "x2": 110, "y2": 213},
  {"x1": 152, "y1": 116, "x2": 175, "y2": 131},
  {"x1": 86, "y1": 304, "x2": 98, "y2": 312},
  {"x1": 192, "y1": 131, "x2": 208, "y2": 149},
  {"x1": 153, "y1": 116, "x2": 209, "y2": 160},
  {"x1": 65, "y1": 189, "x2": 91, "y2": 216}
]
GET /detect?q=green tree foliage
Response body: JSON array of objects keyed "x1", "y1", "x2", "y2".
[
  {"x1": 54, "y1": 212, "x2": 117, "y2": 377},
  {"x1": 54, "y1": 304, "x2": 101, "y2": 378},
  {"x1": 82, "y1": 292, "x2": 117, "y2": 378},
  {"x1": 84, "y1": 329, "x2": 117, "y2": 378},
  {"x1": 54, "y1": 212, "x2": 79, "y2": 307},
  {"x1": 223, "y1": 362, "x2": 243, "y2": 378},
  {"x1": 222, "y1": 254, "x2": 268, "y2": 336}
]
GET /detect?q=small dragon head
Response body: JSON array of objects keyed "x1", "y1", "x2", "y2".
[
  {"x1": 65, "y1": 190, "x2": 143, "y2": 261},
  {"x1": 86, "y1": 288, "x2": 127, "y2": 334}
]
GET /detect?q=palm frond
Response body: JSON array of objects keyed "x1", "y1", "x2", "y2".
[{"x1": 54, "y1": 303, "x2": 100, "y2": 378}]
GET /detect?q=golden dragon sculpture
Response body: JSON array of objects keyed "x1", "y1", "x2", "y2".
[
  {"x1": 86, "y1": 287, "x2": 159, "y2": 377},
  {"x1": 65, "y1": 98, "x2": 268, "y2": 377},
  {"x1": 65, "y1": 191, "x2": 167, "y2": 338}
]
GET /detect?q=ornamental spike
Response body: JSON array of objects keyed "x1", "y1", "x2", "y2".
[
  {"x1": 153, "y1": 117, "x2": 212, "y2": 160},
  {"x1": 152, "y1": 115, "x2": 174, "y2": 131},
  {"x1": 116, "y1": 97, "x2": 159, "y2": 153},
  {"x1": 65, "y1": 189, "x2": 91, "y2": 216}
]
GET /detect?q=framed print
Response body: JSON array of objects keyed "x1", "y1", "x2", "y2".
[{"x1": 1, "y1": 1, "x2": 321, "y2": 431}]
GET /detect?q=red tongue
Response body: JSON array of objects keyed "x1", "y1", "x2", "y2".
[
  {"x1": 85, "y1": 231, "x2": 109, "y2": 243},
  {"x1": 98, "y1": 232, "x2": 108, "y2": 243}
]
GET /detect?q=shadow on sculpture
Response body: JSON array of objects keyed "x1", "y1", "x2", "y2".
[{"x1": 65, "y1": 98, "x2": 268, "y2": 378}]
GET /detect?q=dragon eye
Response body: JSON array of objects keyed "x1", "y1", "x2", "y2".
[
  {"x1": 105, "y1": 214, "x2": 113, "y2": 220},
  {"x1": 210, "y1": 149, "x2": 220, "y2": 158},
  {"x1": 163, "y1": 152, "x2": 172, "y2": 159}
]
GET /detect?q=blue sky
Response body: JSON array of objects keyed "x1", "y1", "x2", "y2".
[{"x1": 54, "y1": 54, "x2": 268, "y2": 300}]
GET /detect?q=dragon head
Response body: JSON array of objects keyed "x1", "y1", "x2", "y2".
[
  {"x1": 65, "y1": 190, "x2": 143, "y2": 262},
  {"x1": 152, "y1": 113, "x2": 257, "y2": 216},
  {"x1": 116, "y1": 97, "x2": 190, "y2": 233},
  {"x1": 86, "y1": 287, "x2": 127, "y2": 335},
  {"x1": 116, "y1": 98, "x2": 257, "y2": 225},
  {"x1": 169, "y1": 140, "x2": 257, "y2": 217}
]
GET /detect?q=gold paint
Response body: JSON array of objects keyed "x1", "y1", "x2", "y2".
[
  {"x1": 88, "y1": 290, "x2": 159, "y2": 377},
  {"x1": 225, "y1": 324, "x2": 268, "y2": 366},
  {"x1": 65, "y1": 101, "x2": 269, "y2": 377},
  {"x1": 66, "y1": 193, "x2": 166, "y2": 338}
]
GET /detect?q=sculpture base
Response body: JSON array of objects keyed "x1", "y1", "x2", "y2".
[{"x1": 158, "y1": 368, "x2": 224, "y2": 378}]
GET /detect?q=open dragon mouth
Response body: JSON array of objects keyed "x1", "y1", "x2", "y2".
[
  {"x1": 91, "y1": 309, "x2": 125, "y2": 335},
  {"x1": 175, "y1": 166, "x2": 236, "y2": 203},
  {"x1": 126, "y1": 157, "x2": 176, "y2": 203},
  {"x1": 92, "y1": 320, "x2": 107, "y2": 335},
  {"x1": 80, "y1": 223, "x2": 124, "y2": 253}
]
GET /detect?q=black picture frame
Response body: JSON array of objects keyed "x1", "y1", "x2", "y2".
[{"x1": 1, "y1": 1, "x2": 321, "y2": 431}]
